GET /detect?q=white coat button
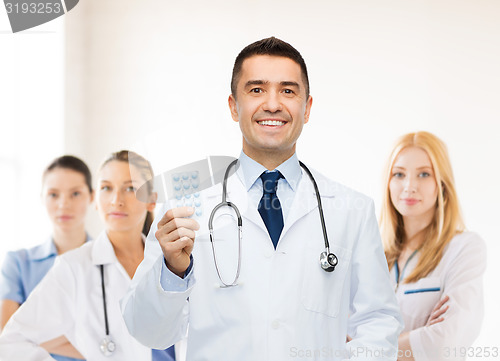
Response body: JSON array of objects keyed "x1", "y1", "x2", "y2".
[
  {"x1": 271, "y1": 319, "x2": 280, "y2": 329},
  {"x1": 264, "y1": 250, "x2": 273, "y2": 258}
]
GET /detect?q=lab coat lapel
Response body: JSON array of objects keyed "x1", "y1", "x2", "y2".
[
  {"x1": 280, "y1": 170, "x2": 335, "y2": 241},
  {"x1": 91, "y1": 231, "x2": 116, "y2": 266},
  {"x1": 228, "y1": 174, "x2": 268, "y2": 233},
  {"x1": 280, "y1": 174, "x2": 317, "y2": 240}
]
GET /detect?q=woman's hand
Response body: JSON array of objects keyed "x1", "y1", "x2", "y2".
[{"x1": 426, "y1": 295, "x2": 450, "y2": 326}]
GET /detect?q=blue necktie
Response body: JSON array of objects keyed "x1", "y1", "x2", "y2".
[
  {"x1": 258, "y1": 171, "x2": 284, "y2": 249},
  {"x1": 152, "y1": 345, "x2": 176, "y2": 361}
]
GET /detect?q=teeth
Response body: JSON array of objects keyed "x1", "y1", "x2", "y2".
[{"x1": 259, "y1": 120, "x2": 285, "y2": 126}]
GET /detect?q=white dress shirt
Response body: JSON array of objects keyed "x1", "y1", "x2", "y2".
[
  {"x1": 390, "y1": 232, "x2": 487, "y2": 361},
  {"x1": 0, "y1": 231, "x2": 153, "y2": 361},
  {"x1": 122, "y1": 153, "x2": 403, "y2": 360}
]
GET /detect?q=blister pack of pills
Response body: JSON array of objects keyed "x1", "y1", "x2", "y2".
[
  {"x1": 171, "y1": 171, "x2": 204, "y2": 217},
  {"x1": 136, "y1": 156, "x2": 239, "y2": 224}
]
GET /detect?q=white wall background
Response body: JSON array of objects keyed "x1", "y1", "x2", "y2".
[
  {"x1": 0, "y1": 12, "x2": 65, "y2": 260},
  {"x1": 1, "y1": 0, "x2": 499, "y2": 355}
]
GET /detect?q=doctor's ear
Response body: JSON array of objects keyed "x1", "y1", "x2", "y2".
[
  {"x1": 228, "y1": 94, "x2": 239, "y2": 122},
  {"x1": 304, "y1": 95, "x2": 313, "y2": 124}
]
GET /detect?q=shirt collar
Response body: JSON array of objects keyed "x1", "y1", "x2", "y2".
[
  {"x1": 27, "y1": 237, "x2": 57, "y2": 261},
  {"x1": 238, "y1": 151, "x2": 302, "y2": 192},
  {"x1": 28, "y1": 233, "x2": 91, "y2": 261}
]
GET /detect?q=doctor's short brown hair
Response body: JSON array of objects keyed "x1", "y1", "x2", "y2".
[{"x1": 231, "y1": 36, "x2": 310, "y2": 99}]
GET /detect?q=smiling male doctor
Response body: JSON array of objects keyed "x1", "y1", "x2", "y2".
[{"x1": 122, "y1": 37, "x2": 403, "y2": 360}]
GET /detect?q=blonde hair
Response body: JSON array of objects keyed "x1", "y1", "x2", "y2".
[{"x1": 380, "y1": 131, "x2": 465, "y2": 283}]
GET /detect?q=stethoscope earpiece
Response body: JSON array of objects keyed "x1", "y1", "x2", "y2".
[{"x1": 320, "y1": 251, "x2": 338, "y2": 272}]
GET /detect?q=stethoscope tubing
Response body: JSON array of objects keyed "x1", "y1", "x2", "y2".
[
  {"x1": 99, "y1": 265, "x2": 116, "y2": 356},
  {"x1": 100, "y1": 265, "x2": 110, "y2": 336},
  {"x1": 298, "y1": 161, "x2": 331, "y2": 253},
  {"x1": 208, "y1": 159, "x2": 338, "y2": 287}
]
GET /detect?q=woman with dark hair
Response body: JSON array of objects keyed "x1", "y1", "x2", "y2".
[
  {"x1": 0, "y1": 151, "x2": 177, "y2": 361},
  {"x1": 0, "y1": 155, "x2": 93, "y2": 360}
]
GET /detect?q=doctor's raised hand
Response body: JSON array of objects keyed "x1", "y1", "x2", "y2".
[
  {"x1": 155, "y1": 207, "x2": 199, "y2": 277},
  {"x1": 380, "y1": 132, "x2": 486, "y2": 361}
]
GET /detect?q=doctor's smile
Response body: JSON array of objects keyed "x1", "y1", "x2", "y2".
[
  {"x1": 229, "y1": 54, "x2": 312, "y2": 167},
  {"x1": 256, "y1": 118, "x2": 288, "y2": 127}
]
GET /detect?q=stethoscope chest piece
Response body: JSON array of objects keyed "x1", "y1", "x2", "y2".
[
  {"x1": 320, "y1": 251, "x2": 338, "y2": 272},
  {"x1": 100, "y1": 336, "x2": 116, "y2": 356}
]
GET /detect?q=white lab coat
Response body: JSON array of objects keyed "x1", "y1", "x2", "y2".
[
  {"x1": 122, "y1": 168, "x2": 403, "y2": 361},
  {"x1": 0, "y1": 231, "x2": 173, "y2": 361},
  {"x1": 390, "y1": 232, "x2": 487, "y2": 361}
]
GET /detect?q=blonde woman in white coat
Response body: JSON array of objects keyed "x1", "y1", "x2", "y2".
[{"x1": 380, "y1": 132, "x2": 487, "y2": 361}]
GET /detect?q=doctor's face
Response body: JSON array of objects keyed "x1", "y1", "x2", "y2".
[
  {"x1": 228, "y1": 55, "x2": 312, "y2": 163},
  {"x1": 97, "y1": 161, "x2": 154, "y2": 234},
  {"x1": 43, "y1": 168, "x2": 92, "y2": 232},
  {"x1": 389, "y1": 146, "x2": 438, "y2": 225}
]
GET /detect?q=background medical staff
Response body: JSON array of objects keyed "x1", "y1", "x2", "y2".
[
  {"x1": 0, "y1": 155, "x2": 93, "y2": 361},
  {"x1": 380, "y1": 132, "x2": 486, "y2": 361},
  {"x1": 0, "y1": 151, "x2": 178, "y2": 361},
  {"x1": 122, "y1": 37, "x2": 402, "y2": 360}
]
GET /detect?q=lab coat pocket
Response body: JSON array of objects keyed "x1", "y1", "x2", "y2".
[
  {"x1": 301, "y1": 244, "x2": 352, "y2": 318},
  {"x1": 404, "y1": 287, "x2": 440, "y2": 294}
]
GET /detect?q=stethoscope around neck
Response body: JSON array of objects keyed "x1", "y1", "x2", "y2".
[
  {"x1": 99, "y1": 264, "x2": 116, "y2": 356},
  {"x1": 208, "y1": 159, "x2": 338, "y2": 288}
]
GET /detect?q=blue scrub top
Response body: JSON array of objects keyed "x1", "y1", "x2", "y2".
[{"x1": 0, "y1": 236, "x2": 90, "y2": 361}]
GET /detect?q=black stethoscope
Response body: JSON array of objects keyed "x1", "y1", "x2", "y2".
[
  {"x1": 99, "y1": 265, "x2": 116, "y2": 356},
  {"x1": 208, "y1": 160, "x2": 338, "y2": 288}
]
